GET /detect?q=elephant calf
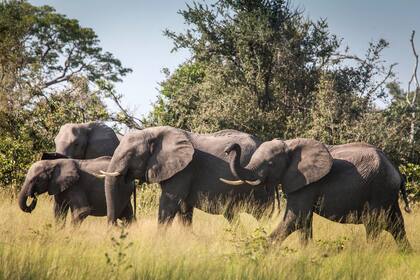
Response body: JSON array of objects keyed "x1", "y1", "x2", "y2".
[{"x1": 18, "y1": 156, "x2": 134, "y2": 225}]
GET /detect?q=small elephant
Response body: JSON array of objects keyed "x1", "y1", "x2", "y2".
[
  {"x1": 54, "y1": 122, "x2": 120, "y2": 159},
  {"x1": 51, "y1": 122, "x2": 129, "y2": 217},
  {"x1": 221, "y1": 140, "x2": 411, "y2": 250},
  {"x1": 101, "y1": 126, "x2": 278, "y2": 226},
  {"x1": 18, "y1": 156, "x2": 134, "y2": 225}
]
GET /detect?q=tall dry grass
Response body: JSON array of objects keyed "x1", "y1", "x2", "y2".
[{"x1": 1, "y1": 186, "x2": 420, "y2": 280}]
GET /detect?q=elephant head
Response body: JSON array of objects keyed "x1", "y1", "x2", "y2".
[
  {"x1": 18, "y1": 159, "x2": 80, "y2": 213},
  {"x1": 221, "y1": 138, "x2": 333, "y2": 194},
  {"x1": 54, "y1": 122, "x2": 119, "y2": 159},
  {"x1": 102, "y1": 126, "x2": 194, "y2": 223}
]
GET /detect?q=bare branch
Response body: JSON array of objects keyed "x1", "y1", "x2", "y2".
[
  {"x1": 43, "y1": 46, "x2": 76, "y2": 88},
  {"x1": 407, "y1": 30, "x2": 419, "y2": 150},
  {"x1": 367, "y1": 63, "x2": 397, "y2": 97},
  {"x1": 106, "y1": 90, "x2": 143, "y2": 129},
  {"x1": 331, "y1": 53, "x2": 365, "y2": 63},
  {"x1": 408, "y1": 30, "x2": 419, "y2": 102}
]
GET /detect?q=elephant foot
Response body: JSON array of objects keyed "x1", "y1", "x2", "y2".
[
  {"x1": 268, "y1": 232, "x2": 284, "y2": 247},
  {"x1": 397, "y1": 239, "x2": 413, "y2": 253},
  {"x1": 71, "y1": 207, "x2": 91, "y2": 225}
]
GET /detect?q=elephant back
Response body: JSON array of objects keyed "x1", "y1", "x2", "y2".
[
  {"x1": 328, "y1": 143, "x2": 381, "y2": 181},
  {"x1": 329, "y1": 142, "x2": 400, "y2": 188},
  {"x1": 85, "y1": 122, "x2": 120, "y2": 159},
  {"x1": 189, "y1": 130, "x2": 261, "y2": 165}
]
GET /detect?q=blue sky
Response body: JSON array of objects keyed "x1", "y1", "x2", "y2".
[{"x1": 29, "y1": 0, "x2": 420, "y2": 118}]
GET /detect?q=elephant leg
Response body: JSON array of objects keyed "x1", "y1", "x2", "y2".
[
  {"x1": 53, "y1": 195, "x2": 69, "y2": 227},
  {"x1": 385, "y1": 203, "x2": 412, "y2": 251},
  {"x1": 364, "y1": 223, "x2": 382, "y2": 242},
  {"x1": 178, "y1": 202, "x2": 194, "y2": 227},
  {"x1": 158, "y1": 192, "x2": 181, "y2": 227},
  {"x1": 223, "y1": 204, "x2": 239, "y2": 224},
  {"x1": 158, "y1": 167, "x2": 193, "y2": 228},
  {"x1": 298, "y1": 211, "x2": 313, "y2": 246},
  {"x1": 119, "y1": 203, "x2": 134, "y2": 225},
  {"x1": 363, "y1": 208, "x2": 383, "y2": 242},
  {"x1": 71, "y1": 211, "x2": 89, "y2": 226},
  {"x1": 269, "y1": 192, "x2": 315, "y2": 246},
  {"x1": 223, "y1": 210, "x2": 235, "y2": 224},
  {"x1": 67, "y1": 188, "x2": 91, "y2": 226}
]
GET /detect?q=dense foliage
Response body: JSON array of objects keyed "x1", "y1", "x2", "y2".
[
  {"x1": 148, "y1": 0, "x2": 393, "y2": 141},
  {"x1": 146, "y1": 0, "x2": 420, "y2": 199},
  {"x1": 0, "y1": 0, "x2": 135, "y2": 188},
  {"x1": 1, "y1": 0, "x2": 420, "y2": 199}
]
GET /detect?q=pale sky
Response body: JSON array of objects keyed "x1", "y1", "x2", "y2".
[{"x1": 29, "y1": 0, "x2": 420, "y2": 118}]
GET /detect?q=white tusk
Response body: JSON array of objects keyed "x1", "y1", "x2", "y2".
[
  {"x1": 245, "y1": 179, "x2": 262, "y2": 186},
  {"x1": 219, "y1": 178, "x2": 245, "y2": 186},
  {"x1": 99, "y1": 170, "x2": 121, "y2": 177},
  {"x1": 88, "y1": 170, "x2": 107, "y2": 178}
]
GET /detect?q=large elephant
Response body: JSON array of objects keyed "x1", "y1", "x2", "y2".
[
  {"x1": 54, "y1": 122, "x2": 120, "y2": 159},
  {"x1": 18, "y1": 157, "x2": 134, "y2": 225},
  {"x1": 101, "y1": 126, "x2": 278, "y2": 226},
  {"x1": 221, "y1": 140, "x2": 412, "y2": 250}
]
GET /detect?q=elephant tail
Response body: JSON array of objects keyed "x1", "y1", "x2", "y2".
[
  {"x1": 275, "y1": 184, "x2": 281, "y2": 216},
  {"x1": 400, "y1": 174, "x2": 412, "y2": 213},
  {"x1": 133, "y1": 183, "x2": 137, "y2": 220}
]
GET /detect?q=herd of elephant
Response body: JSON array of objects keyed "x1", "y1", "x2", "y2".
[{"x1": 18, "y1": 122, "x2": 413, "y2": 250}]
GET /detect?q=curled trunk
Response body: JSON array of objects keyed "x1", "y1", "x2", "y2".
[
  {"x1": 227, "y1": 143, "x2": 259, "y2": 181},
  {"x1": 18, "y1": 190, "x2": 37, "y2": 213}
]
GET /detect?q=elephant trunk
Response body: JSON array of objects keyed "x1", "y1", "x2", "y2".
[
  {"x1": 227, "y1": 143, "x2": 258, "y2": 181},
  {"x1": 104, "y1": 156, "x2": 130, "y2": 224},
  {"x1": 221, "y1": 143, "x2": 262, "y2": 186},
  {"x1": 18, "y1": 187, "x2": 37, "y2": 213},
  {"x1": 104, "y1": 177, "x2": 115, "y2": 223}
]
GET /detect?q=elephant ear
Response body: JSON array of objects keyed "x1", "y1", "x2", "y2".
[
  {"x1": 282, "y1": 138, "x2": 333, "y2": 194},
  {"x1": 48, "y1": 160, "x2": 80, "y2": 195},
  {"x1": 85, "y1": 122, "x2": 120, "y2": 158},
  {"x1": 146, "y1": 127, "x2": 194, "y2": 183},
  {"x1": 41, "y1": 152, "x2": 68, "y2": 160}
]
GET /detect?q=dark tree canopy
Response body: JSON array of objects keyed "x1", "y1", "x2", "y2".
[{"x1": 148, "y1": 0, "x2": 395, "y2": 143}]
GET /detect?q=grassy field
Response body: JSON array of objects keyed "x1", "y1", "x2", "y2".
[{"x1": 1, "y1": 186, "x2": 420, "y2": 280}]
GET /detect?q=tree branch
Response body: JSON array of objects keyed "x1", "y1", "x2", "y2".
[
  {"x1": 106, "y1": 90, "x2": 143, "y2": 129},
  {"x1": 43, "y1": 46, "x2": 76, "y2": 88},
  {"x1": 367, "y1": 63, "x2": 397, "y2": 97},
  {"x1": 406, "y1": 30, "x2": 419, "y2": 151},
  {"x1": 408, "y1": 30, "x2": 419, "y2": 103}
]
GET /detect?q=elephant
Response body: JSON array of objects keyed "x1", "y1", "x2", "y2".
[
  {"x1": 54, "y1": 122, "x2": 120, "y2": 159},
  {"x1": 100, "y1": 126, "x2": 280, "y2": 226},
  {"x1": 220, "y1": 140, "x2": 412, "y2": 250},
  {"x1": 18, "y1": 156, "x2": 134, "y2": 225},
  {"x1": 50, "y1": 122, "x2": 130, "y2": 216}
]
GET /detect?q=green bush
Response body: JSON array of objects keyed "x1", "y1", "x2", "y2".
[{"x1": 399, "y1": 163, "x2": 420, "y2": 202}]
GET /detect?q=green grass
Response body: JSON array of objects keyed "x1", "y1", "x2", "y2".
[{"x1": 1, "y1": 187, "x2": 420, "y2": 280}]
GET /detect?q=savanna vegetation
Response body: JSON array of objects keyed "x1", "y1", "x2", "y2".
[
  {"x1": 2, "y1": 188, "x2": 420, "y2": 279},
  {"x1": 1, "y1": 0, "x2": 420, "y2": 279}
]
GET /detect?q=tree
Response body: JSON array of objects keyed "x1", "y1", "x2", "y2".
[
  {"x1": 0, "y1": 0, "x2": 135, "y2": 188},
  {"x1": 149, "y1": 0, "x2": 394, "y2": 142}
]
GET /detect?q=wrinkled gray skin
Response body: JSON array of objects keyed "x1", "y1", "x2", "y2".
[
  {"x1": 103, "y1": 126, "x2": 276, "y2": 226},
  {"x1": 51, "y1": 122, "x2": 121, "y2": 218},
  {"x1": 18, "y1": 157, "x2": 134, "y2": 225},
  {"x1": 54, "y1": 122, "x2": 120, "y2": 159},
  {"x1": 223, "y1": 140, "x2": 411, "y2": 250}
]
